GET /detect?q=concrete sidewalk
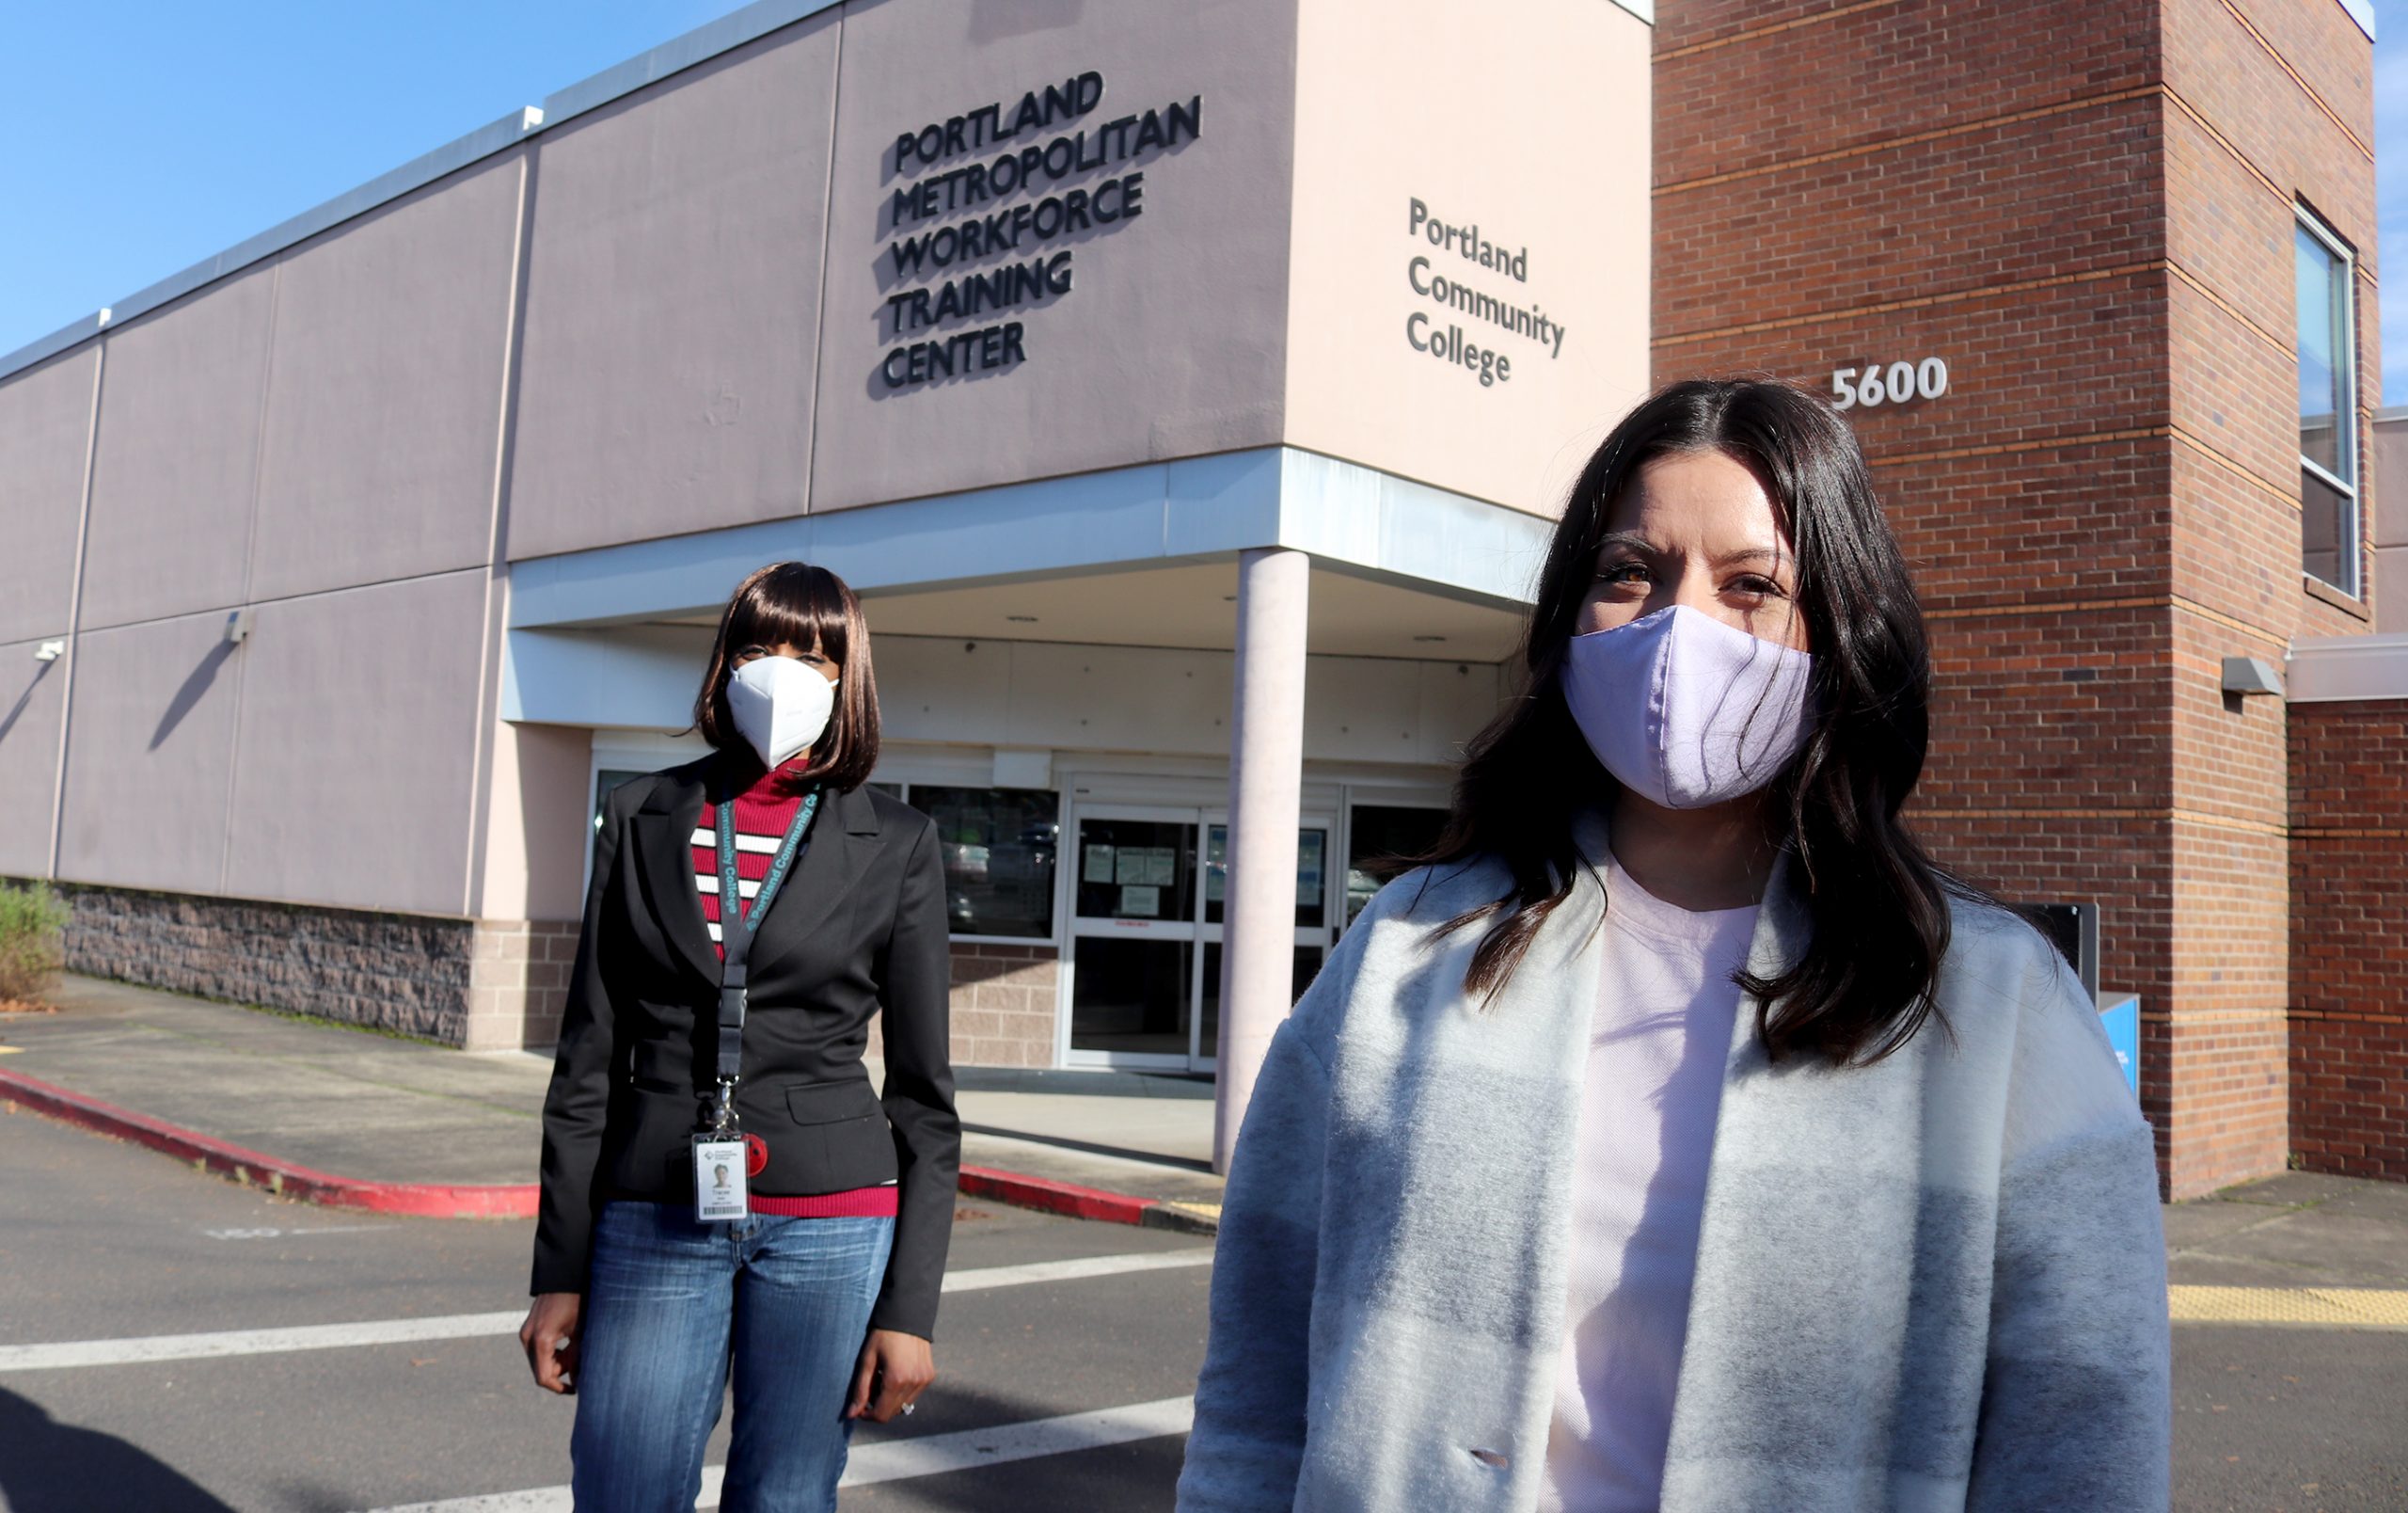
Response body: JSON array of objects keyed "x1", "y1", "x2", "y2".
[
  {"x1": 0, "y1": 974, "x2": 1222, "y2": 1216},
  {"x1": 9, "y1": 974, "x2": 2407, "y2": 1287},
  {"x1": 2164, "y1": 1170, "x2": 2408, "y2": 1294}
]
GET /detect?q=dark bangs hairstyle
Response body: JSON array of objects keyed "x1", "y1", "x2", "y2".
[
  {"x1": 1417, "y1": 377, "x2": 1984, "y2": 1066},
  {"x1": 691, "y1": 562, "x2": 881, "y2": 790}
]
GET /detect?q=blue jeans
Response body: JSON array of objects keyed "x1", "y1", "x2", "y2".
[{"x1": 570, "y1": 1201, "x2": 895, "y2": 1513}]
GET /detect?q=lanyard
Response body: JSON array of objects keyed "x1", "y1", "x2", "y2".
[{"x1": 710, "y1": 781, "x2": 820, "y2": 1130}]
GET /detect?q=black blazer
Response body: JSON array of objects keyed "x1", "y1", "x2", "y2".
[{"x1": 530, "y1": 752, "x2": 960, "y2": 1340}]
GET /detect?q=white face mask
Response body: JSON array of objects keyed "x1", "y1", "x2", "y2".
[
  {"x1": 1560, "y1": 604, "x2": 1814, "y2": 809},
  {"x1": 726, "y1": 654, "x2": 838, "y2": 770}
]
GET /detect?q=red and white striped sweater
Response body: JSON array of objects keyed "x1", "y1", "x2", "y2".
[{"x1": 690, "y1": 755, "x2": 895, "y2": 1218}]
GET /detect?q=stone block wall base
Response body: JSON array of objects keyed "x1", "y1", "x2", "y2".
[{"x1": 34, "y1": 881, "x2": 574, "y2": 1051}]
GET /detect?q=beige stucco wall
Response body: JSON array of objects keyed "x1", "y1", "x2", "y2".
[
  {"x1": 505, "y1": 16, "x2": 842, "y2": 559},
  {"x1": 474, "y1": 718, "x2": 594, "y2": 922},
  {"x1": 0, "y1": 348, "x2": 97, "y2": 644},
  {"x1": 1280, "y1": 0, "x2": 1653, "y2": 515}
]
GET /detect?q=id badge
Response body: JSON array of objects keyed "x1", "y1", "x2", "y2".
[{"x1": 692, "y1": 1135, "x2": 749, "y2": 1222}]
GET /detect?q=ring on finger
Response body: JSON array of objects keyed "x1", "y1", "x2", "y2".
[{"x1": 901, "y1": 1402, "x2": 916, "y2": 1416}]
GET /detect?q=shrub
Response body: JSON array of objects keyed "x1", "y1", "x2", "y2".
[{"x1": 0, "y1": 881, "x2": 69, "y2": 1006}]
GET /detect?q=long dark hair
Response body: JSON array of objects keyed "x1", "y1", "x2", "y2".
[
  {"x1": 1416, "y1": 377, "x2": 1977, "y2": 1066},
  {"x1": 691, "y1": 562, "x2": 881, "y2": 790}
]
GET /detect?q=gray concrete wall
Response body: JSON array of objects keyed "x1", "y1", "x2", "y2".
[
  {"x1": 0, "y1": 638, "x2": 68, "y2": 878},
  {"x1": 28, "y1": 148, "x2": 527, "y2": 918},
  {"x1": 221, "y1": 571, "x2": 489, "y2": 916},
  {"x1": 75, "y1": 266, "x2": 277, "y2": 630},
  {"x1": 55, "y1": 609, "x2": 244, "y2": 895},
  {"x1": 505, "y1": 15, "x2": 842, "y2": 558},
  {"x1": 0, "y1": 348, "x2": 98, "y2": 644},
  {"x1": 248, "y1": 156, "x2": 526, "y2": 602},
  {"x1": 805, "y1": 0, "x2": 1299, "y2": 509}
]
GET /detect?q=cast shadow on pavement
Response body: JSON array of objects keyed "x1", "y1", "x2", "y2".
[{"x1": 0, "y1": 1385, "x2": 239, "y2": 1511}]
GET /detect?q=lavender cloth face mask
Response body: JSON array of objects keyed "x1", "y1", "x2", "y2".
[{"x1": 1561, "y1": 604, "x2": 1814, "y2": 809}]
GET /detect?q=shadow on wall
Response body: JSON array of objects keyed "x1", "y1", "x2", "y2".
[
  {"x1": 0, "y1": 661, "x2": 53, "y2": 746},
  {"x1": 150, "y1": 641, "x2": 235, "y2": 752},
  {"x1": 0, "y1": 1387, "x2": 239, "y2": 1511}
]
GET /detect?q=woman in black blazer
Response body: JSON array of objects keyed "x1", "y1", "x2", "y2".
[{"x1": 518, "y1": 562, "x2": 958, "y2": 1512}]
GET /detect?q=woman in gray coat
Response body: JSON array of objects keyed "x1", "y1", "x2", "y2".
[{"x1": 1178, "y1": 379, "x2": 2170, "y2": 1513}]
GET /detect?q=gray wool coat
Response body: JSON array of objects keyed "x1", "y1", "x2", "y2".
[{"x1": 1177, "y1": 828, "x2": 2171, "y2": 1513}]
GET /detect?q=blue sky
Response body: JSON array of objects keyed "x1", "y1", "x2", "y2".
[{"x1": 2, "y1": 1, "x2": 2403, "y2": 402}]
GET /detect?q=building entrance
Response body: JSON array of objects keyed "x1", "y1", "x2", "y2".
[{"x1": 1065, "y1": 804, "x2": 1332, "y2": 1072}]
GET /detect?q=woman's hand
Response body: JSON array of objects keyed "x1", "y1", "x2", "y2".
[
  {"x1": 519, "y1": 1292, "x2": 583, "y2": 1394},
  {"x1": 846, "y1": 1328, "x2": 935, "y2": 1422}
]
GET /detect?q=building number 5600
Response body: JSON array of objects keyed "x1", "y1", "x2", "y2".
[{"x1": 1830, "y1": 358, "x2": 1949, "y2": 410}]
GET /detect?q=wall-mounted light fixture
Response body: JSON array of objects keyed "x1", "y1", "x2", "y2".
[
  {"x1": 224, "y1": 608, "x2": 252, "y2": 646},
  {"x1": 34, "y1": 640, "x2": 65, "y2": 663},
  {"x1": 2220, "y1": 656, "x2": 2282, "y2": 697}
]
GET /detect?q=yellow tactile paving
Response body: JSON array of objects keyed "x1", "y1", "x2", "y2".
[{"x1": 2169, "y1": 1285, "x2": 2408, "y2": 1329}]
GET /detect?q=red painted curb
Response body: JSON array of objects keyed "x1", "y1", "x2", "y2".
[
  {"x1": 0, "y1": 1068, "x2": 538, "y2": 1218},
  {"x1": 0, "y1": 1069, "x2": 1213, "y2": 1232},
  {"x1": 958, "y1": 1163, "x2": 1161, "y2": 1225}
]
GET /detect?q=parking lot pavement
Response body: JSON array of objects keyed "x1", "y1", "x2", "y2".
[
  {"x1": 2166, "y1": 1172, "x2": 2408, "y2": 1510},
  {"x1": 0, "y1": 1104, "x2": 1210, "y2": 1512},
  {"x1": 7, "y1": 1093, "x2": 2406, "y2": 1510}
]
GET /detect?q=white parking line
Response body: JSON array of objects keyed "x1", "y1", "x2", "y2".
[
  {"x1": 0, "y1": 1312, "x2": 529, "y2": 1373},
  {"x1": 366, "y1": 1396, "x2": 1198, "y2": 1510},
  {"x1": 202, "y1": 1224, "x2": 395, "y2": 1240},
  {"x1": 0, "y1": 1248, "x2": 1212, "y2": 1372},
  {"x1": 937, "y1": 1248, "x2": 1212, "y2": 1293}
]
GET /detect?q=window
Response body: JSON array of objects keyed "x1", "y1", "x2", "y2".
[
  {"x1": 910, "y1": 785, "x2": 1059, "y2": 939},
  {"x1": 2295, "y1": 208, "x2": 2359, "y2": 595}
]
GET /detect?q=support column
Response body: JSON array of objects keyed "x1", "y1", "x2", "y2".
[{"x1": 1214, "y1": 548, "x2": 1309, "y2": 1175}]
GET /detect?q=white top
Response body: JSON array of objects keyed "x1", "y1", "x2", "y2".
[{"x1": 1540, "y1": 854, "x2": 1759, "y2": 1512}]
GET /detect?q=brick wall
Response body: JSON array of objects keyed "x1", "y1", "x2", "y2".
[
  {"x1": 1654, "y1": 0, "x2": 2378, "y2": 1196},
  {"x1": 2289, "y1": 699, "x2": 2408, "y2": 1181}
]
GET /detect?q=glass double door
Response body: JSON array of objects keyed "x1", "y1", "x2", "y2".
[{"x1": 1066, "y1": 804, "x2": 1332, "y2": 1071}]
